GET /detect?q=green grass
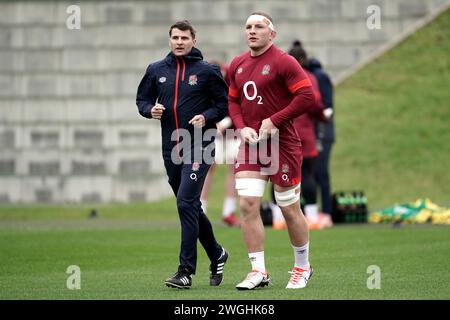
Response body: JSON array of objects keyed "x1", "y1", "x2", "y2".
[
  {"x1": 0, "y1": 201, "x2": 177, "y2": 221},
  {"x1": 332, "y1": 8, "x2": 450, "y2": 210},
  {"x1": 1, "y1": 223, "x2": 449, "y2": 299}
]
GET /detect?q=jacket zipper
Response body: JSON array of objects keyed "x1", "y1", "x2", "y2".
[
  {"x1": 173, "y1": 56, "x2": 186, "y2": 159},
  {"x1": 181, "y1": 57, "x2": 186, "y2": 81}
]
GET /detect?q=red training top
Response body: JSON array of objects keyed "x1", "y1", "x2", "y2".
[
  {"x1": 293, "y1": 69, "x2": 324, "y2": 158},
  {"x1": 228, "y1": 44, "x2": 315, "y2": 148}
]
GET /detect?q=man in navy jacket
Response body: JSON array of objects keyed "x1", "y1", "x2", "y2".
[
  {"x1": 307, "y1": 58, "x2": 335, "y2": 221},
  {"x1": 136, "y1": 20, "x2": 229, "y2": 289}
]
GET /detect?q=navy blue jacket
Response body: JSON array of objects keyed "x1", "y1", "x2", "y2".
[
  {"x1": 136, "y1": 47, "x2": 228, "y2": 158},
  {"x1": 307, "y1": 58, "x2": 335, "y2": 143}
]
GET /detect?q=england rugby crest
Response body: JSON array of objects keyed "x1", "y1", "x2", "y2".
[
  {"x1": 188, "y1": 75, "x2": 198, "y2": 85},
  {"x1": 262, "y1": 64, "x2": 270, "y2": 75},
  {"x1": 237, "y1": 67, "x2": 243, "y2": 74},
  {"x1": 192, "y1": 161, "x2": 200, "y2": 172},
  {"x1": 159, "y1": 76, "x2": 166, "y2": 83},
  {"x1": 282, "y1": 164, "x2": 289, "y2": 173}
]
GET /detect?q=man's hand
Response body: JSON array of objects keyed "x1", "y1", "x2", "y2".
[
  {"x1": 216, "y1": 117, "x2": 232, "y2": 135},
  {"x1": 240, "y1": 127, "x2": 259, "y2": 145},
  {"x1": 323, "y1": 108, "x2": 333, "y2": 120},
  {"x1": 259, "y1": 118, "x2": 278, "y2": 140},
  {"x1": 189, "y1": 115, "x2": 206, "y2": 128},
  {"x1": 151, "y1": 103, "x2": 165, "y2": 119}
]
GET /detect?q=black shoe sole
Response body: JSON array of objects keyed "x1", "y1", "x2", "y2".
[{"x1": 165, "y1": 282, "x2": 191, "y2": 289}]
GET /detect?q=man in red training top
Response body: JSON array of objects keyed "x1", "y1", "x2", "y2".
[{"x1": 228, "y1": 12, "x2": 316, "y2": 289}]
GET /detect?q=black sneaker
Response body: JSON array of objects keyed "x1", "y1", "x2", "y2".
[
  {"x1": 210, "y1": 248, "x2": 229, "y2": 286},
  {"x1": 165, "y1": 269, "x2": 192, "y2": 289}
]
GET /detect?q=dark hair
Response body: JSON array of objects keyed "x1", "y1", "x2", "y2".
[
  {"x1": 292, "y1": 39, "x2": 303, "y2": 48},
  {"x1": 288, "y1": 43, "x2": 308, "y2": 68},
  {"x1": 250, "y1": 12, "x2": 274, "y2": 25},
  {"x1": 169, "y1": 20, "x2": 196, "y2": 39}
]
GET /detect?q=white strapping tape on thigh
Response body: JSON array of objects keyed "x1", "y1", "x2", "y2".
[
  {"x1": 235, "y1": 178, "x2": 267, "y2": 197},
  {"x1": 274, "y1": 183, "x2": 301, "y2": 207}
]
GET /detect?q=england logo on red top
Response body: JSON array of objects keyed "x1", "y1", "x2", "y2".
[{"x1": 262, "y1": 64, "x2": 271, "y2": 75}]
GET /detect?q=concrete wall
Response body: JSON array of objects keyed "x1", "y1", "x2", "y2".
[{"x1": 0, "y1": 0, "x2": 448, "y2": 203}]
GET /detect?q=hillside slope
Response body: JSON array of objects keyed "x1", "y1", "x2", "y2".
[{"x1": 332, "y1": 8, "x2": 450, "y2": 210}]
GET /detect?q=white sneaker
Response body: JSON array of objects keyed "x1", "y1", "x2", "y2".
[
  {"x1": 236, "y1": 270, "x2": 270, "y2": 290},
  {"x1": 286, "y1": 266, "x2": 314, "y2": 289}
]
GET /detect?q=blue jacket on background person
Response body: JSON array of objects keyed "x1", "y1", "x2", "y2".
[{"x1": 306, "y1": 57, "x2": 335, "y2": 216}]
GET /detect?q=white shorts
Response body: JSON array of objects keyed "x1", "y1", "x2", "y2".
[{"x1": 215, "y1": 136, "x2": 240, "y2": 165}]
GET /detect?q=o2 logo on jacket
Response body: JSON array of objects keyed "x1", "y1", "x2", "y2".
[
  {"x1": 188, "y1": 75, "x2": 198, "y2": 86},
  {"x1": 159, "y1": 77, "x2": 166, "y2": 83}
]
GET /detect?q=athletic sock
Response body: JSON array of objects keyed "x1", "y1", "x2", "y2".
[
  {"x1": 269, "y1": 202, "x2": 285, "y2": 222},
  {"x1": 292, "y1": 242, "x2": 310, "y2": 270},
  {"x1": 304, "y1": 204, "x2": 318, "y2": 223},
  {"x1": 222, "y1": 197, "x2": 236, "y2": 217},
  {"x1": 248, "y1": 251, "x2": 266, "y2": 274}
]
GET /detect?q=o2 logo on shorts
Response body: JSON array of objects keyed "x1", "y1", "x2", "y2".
[
  {"x1": 190, "y1": 173, "x2": 197, "y2": 181},
  {"x1": 282, "y1": 174, "x2": 289, "y2": 181}
]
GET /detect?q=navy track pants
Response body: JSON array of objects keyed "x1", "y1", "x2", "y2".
[{"x1": 163, "y1": 159, "x2": 222, "y2": 274}]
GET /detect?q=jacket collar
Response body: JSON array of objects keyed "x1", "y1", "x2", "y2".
[
  {"x1": 307, "y1": 58, "x2": 322, "y2": 71},
  {"x1": 165, "y1": 47, "x2": 203, "y2": 65}
]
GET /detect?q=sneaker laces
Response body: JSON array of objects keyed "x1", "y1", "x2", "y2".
[
  {"x1": 175, "y1": 271, "x2": 189, "y2": 278},
  {"x1": 288, "y1": 268, "x2": 306, "y2": 285},
  {"x1": 175, "y1": 268, "x2": 192, "y2": 278}
]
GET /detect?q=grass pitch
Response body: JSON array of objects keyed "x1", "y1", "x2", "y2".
[{"x1": 1, "y1": 221, "x2": 449, "y2": 300}]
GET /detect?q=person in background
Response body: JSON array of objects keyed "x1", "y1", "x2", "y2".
[
  {"x1": 270, "y1": 41, "x2": 332, "y2": 230},
  {"x1": 306, "y1": 55, "x2": 335, "y2": 228},
  {"x1": 288, "y1": 41, "x2": 330, "y2": 230},
  {"x1": 200, "y1": 61, "x2": 241, "y2": 227}
]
